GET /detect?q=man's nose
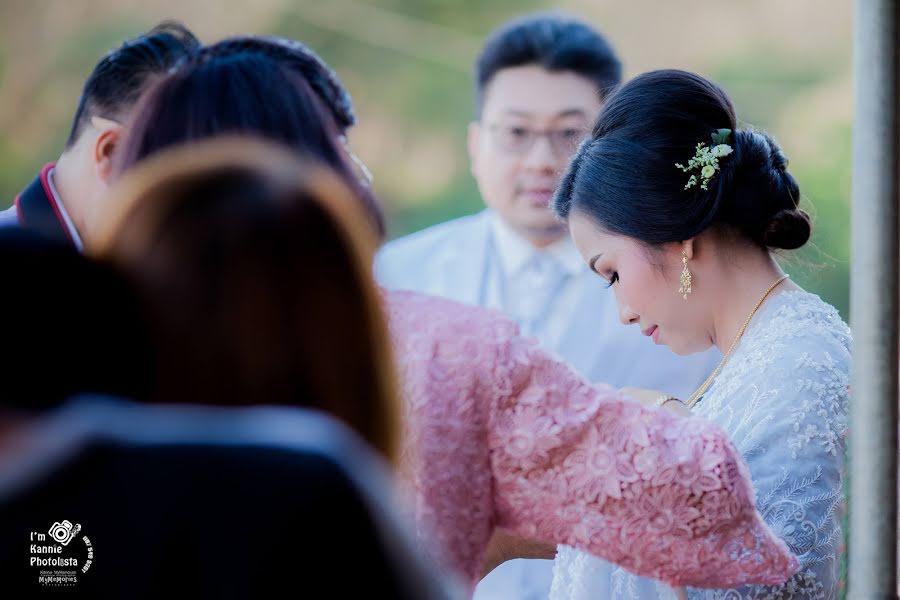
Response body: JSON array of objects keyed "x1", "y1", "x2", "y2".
[{"x1": 521, "y1": 133, "x2": 558, "y2": 171}]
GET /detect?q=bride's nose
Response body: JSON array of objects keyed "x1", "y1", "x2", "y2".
[{"x1": 618, "y1": 303, "x2": 639, "y2": 326}]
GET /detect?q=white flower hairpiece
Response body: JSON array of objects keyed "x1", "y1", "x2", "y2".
[{"x1": 675, "y1": 128, "x2": 733, "y2": 190}]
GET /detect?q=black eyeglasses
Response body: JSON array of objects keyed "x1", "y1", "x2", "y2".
[{"x1": 486, "y1": 123, "x2": 588, "y2": 157}]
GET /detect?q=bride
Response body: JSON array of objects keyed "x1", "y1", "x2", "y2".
[{"x1": 550, "y1": 69, "x2": 849, "y2": 599}]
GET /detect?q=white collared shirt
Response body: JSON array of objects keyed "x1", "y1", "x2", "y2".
[
  {"x1": 486, "y1": 214, "x2": 585, "y2": 348},
  {"x1": 46, "y1": 167, "x2": 84, "y2": 252}
]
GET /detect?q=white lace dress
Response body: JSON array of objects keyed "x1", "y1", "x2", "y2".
[{"x1": 550, "y1": 290, "x2": 850, "y2": 600}]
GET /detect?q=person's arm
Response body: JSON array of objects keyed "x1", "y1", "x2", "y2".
[
  {"x1": 479, "y1": 530, "x2": 556, "y2": 577},
  {"x1": 485, "y1": 327, "x2": 798, "y2": 589}
]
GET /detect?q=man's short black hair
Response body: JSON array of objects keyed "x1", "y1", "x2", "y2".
[
  {"x1": 474, "y1": 12, "x2": 622, "y2": 116},
  {"x1": 65, "y1": 21, "x2": 200, "y2": 148}
]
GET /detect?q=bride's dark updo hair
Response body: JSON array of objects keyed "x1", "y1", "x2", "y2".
[{"x1": 554, "y1": 69, "x2": 811, "y2": 250}]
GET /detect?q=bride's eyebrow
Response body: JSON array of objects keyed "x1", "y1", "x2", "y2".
[{"x1": 588, "y1": 253, "x2": 603, "y2": 272}]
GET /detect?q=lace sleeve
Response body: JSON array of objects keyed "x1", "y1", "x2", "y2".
[
  {"x1": 688, "y1": 331, "x2": 849, "y2": 599},
  {"x1": 486, "y1": 325, "x2": 798, "y2": 589}
]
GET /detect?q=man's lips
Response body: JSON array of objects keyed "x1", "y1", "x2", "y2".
[{"x1": 520, "y1": 188, "x2": 555, "y2": 207}]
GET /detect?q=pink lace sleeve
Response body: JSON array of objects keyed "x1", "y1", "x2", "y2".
[
  {"x1": 488, "y1": 322, "x2": 799, "y2": 588},
  {"x1": 384, "y1": 289, "x2": 797, "y2": 589}
]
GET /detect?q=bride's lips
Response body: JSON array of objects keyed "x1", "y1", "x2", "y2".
[{"x1": 642, "y1": 325, "x2": 660, "y2": 344}]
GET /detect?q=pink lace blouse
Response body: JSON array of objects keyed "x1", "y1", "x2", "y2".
[{"x1": 384, "y1": 289, "x2": 797, "y2": 590}]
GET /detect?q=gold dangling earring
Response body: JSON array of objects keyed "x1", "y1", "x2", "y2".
[{"x1": 679, "y1": 250, "x2": 692, "y2": 300}]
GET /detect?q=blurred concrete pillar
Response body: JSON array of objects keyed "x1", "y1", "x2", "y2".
[{"x1": 848, "y1": 0, "x2": 899, "y2": 597}]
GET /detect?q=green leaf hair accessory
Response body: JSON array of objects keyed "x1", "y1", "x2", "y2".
[
  {"x1": 710, "y1": 128, "x2": 731, "y2": 145},
  {"x1": 675, "y1": 128, "x2": 733, "y2": 190}
]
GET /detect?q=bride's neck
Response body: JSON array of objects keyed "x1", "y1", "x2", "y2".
[{"x1": 707, "y1": 248, "x2": 797, "y2": 354}]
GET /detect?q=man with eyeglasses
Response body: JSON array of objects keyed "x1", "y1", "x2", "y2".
[
  {"x1": 0, "y1": 22, "x2": 199, "y2": 247},
  {"x1": 377, "y1": 13, "x2": 719, "y2": 599}
]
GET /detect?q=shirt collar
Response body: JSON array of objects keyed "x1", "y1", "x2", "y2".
[
  {"x1": 489, "y1": 211, "x2": 585, "y2": 278},
  {"x1": 46, "y1": 167, "x2": 84, "y2": 252}
]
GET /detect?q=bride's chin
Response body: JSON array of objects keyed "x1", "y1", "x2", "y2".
[
  {"x1": 671, "y1": 339, "x2": 714, "y2": 357},
  {"x1": 669, "y1": 344, "x2": 692, "y2": 357}
]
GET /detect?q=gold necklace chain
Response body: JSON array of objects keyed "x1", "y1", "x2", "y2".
[{"x1": 685, "y1": 274, "x2": 790, "y2": 409}]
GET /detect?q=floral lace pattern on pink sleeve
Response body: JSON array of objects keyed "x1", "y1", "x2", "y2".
[
  {"x1": 385, "y1": 290, "x2": 797, "y2": 588},
  {"x1": 487, "y1": 317, "x2": 797, "y2": 588}
]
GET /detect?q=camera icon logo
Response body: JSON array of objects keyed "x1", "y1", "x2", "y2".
[{"x1": 48, "y1": 520, "x2": 81, "y2": 546}]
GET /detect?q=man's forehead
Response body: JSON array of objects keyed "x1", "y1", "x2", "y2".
[
  {"x1": 481, "y1": 65, "x2": 602, "y2": 120},
  {"x1": 497, "y1": 107, "x2": 591, "y2": 121}
]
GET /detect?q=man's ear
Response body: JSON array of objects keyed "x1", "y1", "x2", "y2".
[
  {"x1": 467, "y1": 121, "x2": 481, "y2": 179},
  {"x1": 91, "y1": 116, "x2": 124, "y2": 184}
]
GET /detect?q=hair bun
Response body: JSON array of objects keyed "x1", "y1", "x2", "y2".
[
  {"x1": 763, "y1": 207, "x2": 811, "y2": 250},
  {"x1": 726, "y1": 130, "x2": 810, "y2": 250}
]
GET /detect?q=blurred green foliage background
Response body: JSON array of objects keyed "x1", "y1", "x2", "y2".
[{"x1": 0, "y1": 0, "x2": 852, "y2": 315}]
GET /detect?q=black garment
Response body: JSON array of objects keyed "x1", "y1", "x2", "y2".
[
  {"x1": 0, "y1": 229, "x2": 151, "y2": 408},
  {"x1": 12, "y1": 164, "x2": 73, "y2": 246},
  {"x1": 0, "y1": 399, "x2": 457, "y2": 599}
]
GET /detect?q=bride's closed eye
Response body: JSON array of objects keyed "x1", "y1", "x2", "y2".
[{"x1": 588, "y1": 255, "x2": 617, "y2": 286}]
